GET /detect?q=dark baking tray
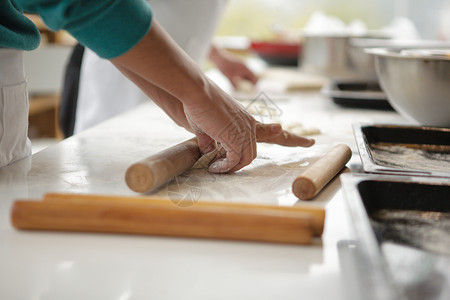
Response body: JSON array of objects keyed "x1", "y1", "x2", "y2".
[
  {"x1": 321, "y1": 80, "x2": 394, "y2": 110},
  {"x1": 353, "y1": 123, "x2": 450, "y2": 178},
  {"x1": 341, "y1": 174, "x2": 450, "y2": 300}
]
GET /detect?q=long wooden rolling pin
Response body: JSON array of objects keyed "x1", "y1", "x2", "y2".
[
  {"x1": 292, "y1": 144, "x2": 352, "y2": 200},
  {"x1": 11, "y1": 196, "x2": 314, "y2": 245},
  {"x1": 42, "y1": 193, "x2": 325, "y2": 235},
  {"x1": 125, "y1": 138, "x2": 200, "y2": 193}
]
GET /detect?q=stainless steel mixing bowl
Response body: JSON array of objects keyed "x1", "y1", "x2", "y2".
[
  {"x1": 349, "y1": 39, "x2": 450, "y2": 81},
  {"x1": 299, "y1": 33, "x2": 389, "y2": 79},
  {"x1": 367, "y1": 47, "x2": 450, "y2": 127},
  {"x1": 299, "y1": 34, "x2": 354, "y2": 79}
]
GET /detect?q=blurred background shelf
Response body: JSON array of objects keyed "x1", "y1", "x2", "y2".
[
  {"x1": 24, "y1": 14, "x2": 72, "y2": 152},
  {"x1": 29, "y1": 94, "x2": 61, "y2": 154}
]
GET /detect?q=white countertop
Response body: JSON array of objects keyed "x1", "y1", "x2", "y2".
[{"x1": 0, "y1": 71, "x2": 408, "y2": 300}]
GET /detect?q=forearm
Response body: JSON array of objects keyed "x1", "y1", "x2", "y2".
[
  {"x1": 111, "y1": 20, "x2": 211, "y2": 108},
  {"x1": 115, "y1": 65, "x2": 192, "y2": 131}
]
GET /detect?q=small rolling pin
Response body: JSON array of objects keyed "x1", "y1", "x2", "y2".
[
  {"x1": 125, "y1": 138, "x2": 200, "y2": 193},
  {"x1": 11, "y1": 197, "x2": 314, "y2": 245},
  {"x1": 42, "y1": 193, "x2": 325, "y2": 236},
  {"x1": 292, "y1": 144, "x2": 352, "y2": 200}
]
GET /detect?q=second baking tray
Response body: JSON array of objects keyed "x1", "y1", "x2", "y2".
[
  {"x1": 341, "y1": 174, "x2": 450, "y2": 300},
  {"x1": 353, "y1": 123, "x2": 450, "y2": 178},
  {"x1": 321, "y1": 80, "x2": 394, "y2": 110}
]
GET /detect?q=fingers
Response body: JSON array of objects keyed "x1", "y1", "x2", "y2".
[
  {"x1": 201, "y1": 123, "x2": 313, "y2": 173},
  {"x1": 256, "y1": 123, "x2": 315, "y2": 147},
  {"x1": 272, "y1": 131, "x2": 315, "y2": 147},
  {"x1": 208, "y1": 122, "x2": 313, "y2": 173},
  {"x1": 230, "y1": 65, "x2": 258, "y2": 88},
  {"x1": 228, "y1": 125, "x2": 257, "y2": 173},
  {"x1": 208, "y1": 145, "x2": 241, "y2": 173},
  {"x1": 255, "y1": 123, "x2": 283, "y2": 141},
  {"x1": 209, "y1": 124, "x2": 257, "y2": 173},
  {"x1": 195, "y1": 132, "x2": 216, "y2": 154},
  {"x1": 244, "y1": 67, "x2": 259, "y2": 85}
]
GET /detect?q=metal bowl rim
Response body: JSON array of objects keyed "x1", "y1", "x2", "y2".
[{"x1": 365, "y1": 47, "x2": 450, "y2": 61}]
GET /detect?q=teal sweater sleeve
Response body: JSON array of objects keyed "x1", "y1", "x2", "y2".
[
  {"x1": 0, "y1": 1, "x2": 41, "y2": 51},
  {"x1": 11, "y1": 0, "x2": 153, "y2": 59}
]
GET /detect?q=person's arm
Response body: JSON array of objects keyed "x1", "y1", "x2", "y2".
[
  {"x1": 15, "y1": 0, "x2": 152, "y2": 59},
  {"x1": 208, "y1": 45, "x2": 258, "y2": 88},
  {"x1": 112, "y1": 21, "x2": 314, "y2": 173},
  {"x1": 17, "y1": 0, "x2": 313, "y2": 173},
  {"x1": 114, "y1": 65, "x2": 193, "y2": 131},
  {"x1": 118, "y1": 63, "x2": 314, "y2": 148}
]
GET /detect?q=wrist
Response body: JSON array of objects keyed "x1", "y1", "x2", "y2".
[{"x1": 178, "y1": 73, "x2": 214, "y2": 108}]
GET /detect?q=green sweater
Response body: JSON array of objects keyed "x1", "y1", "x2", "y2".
[{"x1": 0, "y1": 0, "x2": 153, "y2": 59}]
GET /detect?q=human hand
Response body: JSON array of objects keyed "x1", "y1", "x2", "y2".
[
  {"x1": 114, "y1": 65, "x2": 194, "y2": 132},
  {"x1": 183, "y1": 79, "x2": 314, "y2": 173},
  {"x1": 119, "y1": 64, "x2": 313, "y2": 173},
  {"x1": 209, "y1": 45, "x2": 258, "y2": 89}
]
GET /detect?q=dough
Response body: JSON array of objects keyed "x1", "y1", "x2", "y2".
[
  {"x1": 284, "y1": 122, "x2": 321, "y2": 136},
  {"x1": 259, "y1": 68, "x2": 326, "y2": 91},
  {"x1": 241, "y1": 99, "x2": 282, "y2": 124},
  {"x1": 235, "y1": 79, "x2": 255, "y2": 93},
  {"x1": 240, "y1": 100, "x2": 321, "y2": 136},
  {"x1": 191, "y1": 145, "x2": 222, "y2": 169}
]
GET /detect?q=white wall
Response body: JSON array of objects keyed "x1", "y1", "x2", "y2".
[{"x1": 217, "y1": 0, "x2": 449, "y2": 40}]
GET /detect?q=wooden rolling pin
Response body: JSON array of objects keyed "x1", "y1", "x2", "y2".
[
  {"x1": 11, "y1": 197, "x2": 314, "y2": 245},
  {"x1": 125, "y1": 138, "x2": 200, "y2": 193},
  {"x1": 292, "y1": 144, "x2": 352, "y2": 200},
  {"x1": 42, "y1": 193, "x2": 325, "y2": 235}
]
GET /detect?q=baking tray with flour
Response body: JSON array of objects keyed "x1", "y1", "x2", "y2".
[
  {"x1": 353, "y1": 124, "x2": 450, "y2": 178},
  {"x1": 341, "y1": 174, "x2": 450, "y2": 300}
]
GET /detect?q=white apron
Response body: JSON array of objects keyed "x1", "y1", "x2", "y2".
[
  {"x1": 0, "y1": 48, "x2": 32, "y2": 168},
  {"x1": 75, "y1": 0, "x2": 228, "y2": 134}
]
